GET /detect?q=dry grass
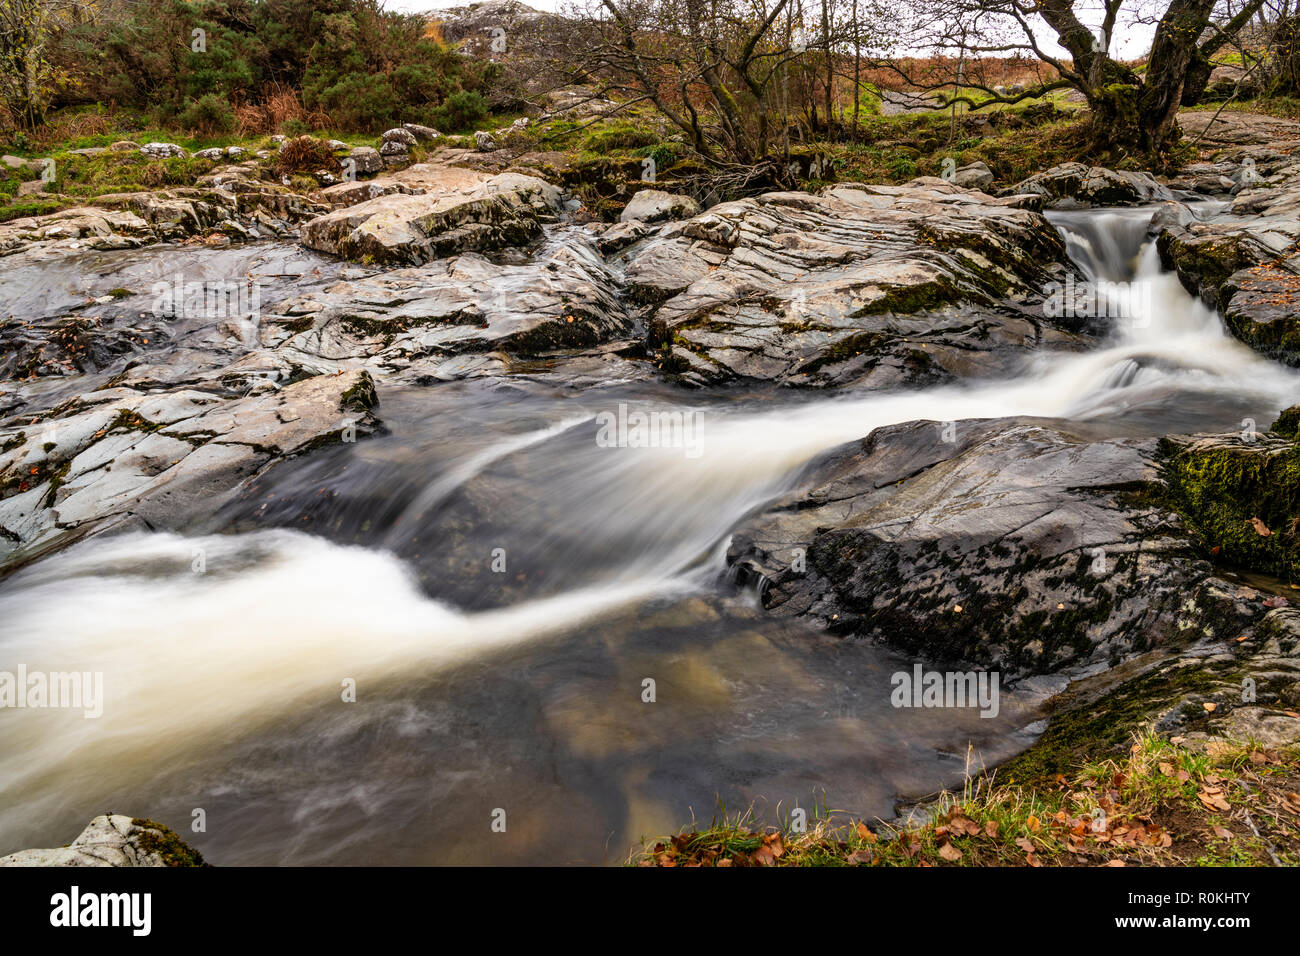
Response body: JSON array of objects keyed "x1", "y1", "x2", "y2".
[
  {"x1": 234, "y1": 85, "x2": 333, "y2": 136},
  {"x1": 31, "y1": 110, "x2": 114, "y2": 149},
  {"x1": 274, "y1": 135, "x2": 341, "y2": 177}
]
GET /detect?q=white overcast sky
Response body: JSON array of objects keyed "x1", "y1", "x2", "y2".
[{"x1": 387, "y1": 0, "x2": 1161, "y2": 60}]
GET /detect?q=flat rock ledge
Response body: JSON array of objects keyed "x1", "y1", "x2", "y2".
[
  {"x1": 619, "y1": 178, "x2": 1090, "y2": 389},
  {"x1": 0, "y1": 369, "x2": 379, "y2": 572},
  {"x1": 0, "y1": 814, "x2": 206, "y2": 867},
  {"x1": 298, "y1": 172, "x2": 564, "y2": 265}
]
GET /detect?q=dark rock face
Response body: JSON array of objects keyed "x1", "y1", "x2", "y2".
[
  {"x1": 726, "y1": 417, "x2": 1263, "y2": 680},
  {"x1": 620, "y1": 179, "x2": 1091, "y2": 389},
  {"x1": 1007, "y1": 163, "x2": 1175, "y2": 209}
]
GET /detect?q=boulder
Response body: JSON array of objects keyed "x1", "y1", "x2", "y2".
[
  {"x1": 139, "y1": 142, "x2": 187, "y2": 159},
  {"x1": 1008, "y1": 162, "x2": 1174, "y2": 208},
  {"x1": 402, "y1": 123, "x2": 440, "y2": 142},
  {"x1": 727, "y1": 416, "x2": 1263, "y2": 678},
  {"x1": 382, "y1": 127, "x2": 418, "y2": 149},
  {"x1": 0, "y1": 814, "x2": 205, "y2": 867},
  {"x1": 619, "y1": 188, "x2": 701, "y2": 223},
  {"x1": 347, "y1": 146, "x2": 384, "y2": 175},
  {"x1": 475, "y1": 131, "x2": 498, "y2": 152},
  {"x1": 298, "y1": 172, "x2": 563, "y2": 265},
  {"x1": 952, "y1": 161, "x2": 994, "y2": 191}
]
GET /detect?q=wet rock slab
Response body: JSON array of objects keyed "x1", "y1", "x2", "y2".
[
  {"x1": 0, "y1": 369, "x2": 378, "y2": 571},
  {"x1": 726, "y1": 416, "x2": 1263, "y2": 679},
  {"x1": 619, "y1": 179, "x2": 1090, "y2": 389}
]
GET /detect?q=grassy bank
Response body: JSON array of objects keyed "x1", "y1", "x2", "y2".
[{"x1": 632, "y1": 735, "x2": 1300, "y2": 866}]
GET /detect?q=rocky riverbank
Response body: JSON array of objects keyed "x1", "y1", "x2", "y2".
[{"x1": 2, "y1": 111, "x2": 1299, "y2": 866}]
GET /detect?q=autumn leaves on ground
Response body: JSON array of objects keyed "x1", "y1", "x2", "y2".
[{"x1": 634, "y1": 736, "x2": 1300, "y2": 867}]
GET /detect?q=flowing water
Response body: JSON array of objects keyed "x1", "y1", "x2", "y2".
[{"x1": 0, "y1": 205, "x2": 1296, "y2": 864}]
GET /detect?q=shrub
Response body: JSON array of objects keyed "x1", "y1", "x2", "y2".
[
  {"x1": 275, "y1": 136, "x2": 341, "y2": 176},
  {"x1": 178, "y1": 94, "x2": 235, "y2": 135},
  {"x1": 430, "y1": 90, "x2": 488, "y2": 132}
]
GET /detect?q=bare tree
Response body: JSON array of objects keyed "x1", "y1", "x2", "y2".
[
  {"x1": 885, "y1": 0, "x2": 1270, "y2": 152},
  {"x1": 553, "y1": 0, "x2": 887, "y2": 164}
]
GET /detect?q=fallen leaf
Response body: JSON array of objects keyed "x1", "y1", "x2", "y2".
[
  {"x1": 1026, "y1": 815, "x2": 1041, "y2": 833},
  {"x1": 1212, "y1": 826, "x2": 1233, "y2": 839},
  {"x1": 984, "y1": 820, "x2": 1000, "y2": 838},
  {"x1": 1203, "y1": 702, "x2": 1217, "y2": 712},
  {"x1": 1015, "y1": 836, "x2": 1036, "y2": 853},
  {"x1": 937, "y1": 842, "x2": 963, "y2": 862},
  {"x1": 1198, "y1": 790, "x2": 1231, "y2": 812}
]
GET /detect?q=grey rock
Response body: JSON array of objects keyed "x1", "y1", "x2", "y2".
[
  {"x1": 620, "y1": 188, "x2": 701, "y2": 223},
  {"x1": 1008, "y1": 162, "x2": 1174, "y2": 208},
  {"x1": 0, "y1": 814, "x2": 203, "y2": 867},
  {"x1": 346, "y1": 146, "x2": 383, "y2": 175},
  {"x1": 382, "y1": 127, "x2": 419, "y2": 148},
  {"x1": 299, "y1": 172, "x2": 563, "y2": 265},
  {"x1": 952, "y1": 161, "x2": 994, "y2": 191},
  {"x1": 621, "y1": 179, "x2": 1089, "y2": 389},
  {"x1": 402, "y1": 123, "x2": 440, "y2": 142},
  {"x1": 138, "y1": 142, "x2": 187, "y2": 159},
  {"x1": 726, "y1": 416, "x2": 1261, "y2": 678}
]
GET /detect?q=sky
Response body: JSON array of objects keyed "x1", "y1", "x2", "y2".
[{"x1": 386, "y1": 0, "x2": 1161, "y2": 60}]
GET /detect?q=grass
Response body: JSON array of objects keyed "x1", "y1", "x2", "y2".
[{"x1": 632, "y1": 734, "x2": 1300, "y2": 866}]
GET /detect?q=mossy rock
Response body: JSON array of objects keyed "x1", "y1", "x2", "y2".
[
  {"x1": 1273, "y1": 405, "x2": 1300, "y2": 439},
  {"x1": 130, "y1": 817, "x2": 207, "y2": 867},
  {"x1": 1159, "y1": 433, "x2": 1300, "y2": 582}
]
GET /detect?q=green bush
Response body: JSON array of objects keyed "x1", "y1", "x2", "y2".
[
  {"x1": 178, "y1": 94, "x2": 235, "y2": 135},
  {"x1": 431, "y1": 91, "x2": 488, "y2": 132}
]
